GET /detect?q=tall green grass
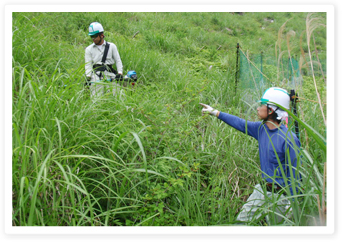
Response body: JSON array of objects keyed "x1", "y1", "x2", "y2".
[{"x1": 12, "y1": 12, "x2": 327, "y2": 226}]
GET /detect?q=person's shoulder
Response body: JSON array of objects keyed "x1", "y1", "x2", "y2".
[
  {"x1": 278, "y1": 125, "x2": 290, "y2": 135},
  {"x1": 279, "y1": 125, "x2": 301, "y2": 143},
  {"x1": 251, "y1": 121, "x2": 264, "y2": 129},
  {"x1": 107, "y1": 41, "x2": 117, "y2": 48},
  {"x1": 85, "y1": 43, "x2": 95, "y2": 51}
]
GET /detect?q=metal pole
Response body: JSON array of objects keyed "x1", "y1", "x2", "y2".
[{"x1": 235, "y1": 43, "x2": 240, "y2": 95}]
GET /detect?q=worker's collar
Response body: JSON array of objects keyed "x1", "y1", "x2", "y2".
[
  {"x1": 92, "y1": 40, "x2": 106, "y2": 47},
  {"x1": 263, "y1": 121, "x2": 281, "y2": 131}
]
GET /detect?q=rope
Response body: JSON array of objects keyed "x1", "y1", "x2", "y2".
[{"x1": 297, "y1": 96, "x2": 326, "y2": 105}]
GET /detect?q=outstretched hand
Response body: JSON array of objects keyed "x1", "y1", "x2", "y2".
[{"x1": 199, "y1": 103, "x2": 219, "y2": 117}]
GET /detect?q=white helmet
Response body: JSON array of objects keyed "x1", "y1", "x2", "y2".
[
  {"x1": 259, "y1": 87, "x2": 290, "y2": 110},
  {"x1": 88, "y1": 22, "x2": 104, "y2": 36}
]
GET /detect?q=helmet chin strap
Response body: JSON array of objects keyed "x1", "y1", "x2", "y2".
[
  {"x1": 263, "y1": 104, "x2": 279, "y2": 123},
  {"x1": 95, "y1": 35, "x2": 104, "y2": 45}
]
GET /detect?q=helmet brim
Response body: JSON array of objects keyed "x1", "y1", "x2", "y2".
[
  {"x1": 88, "y1": 31, "x2": 101, "y2": 36},
  {"x1": 257, "y1": 98, "x2": 269, "y2": 105}
]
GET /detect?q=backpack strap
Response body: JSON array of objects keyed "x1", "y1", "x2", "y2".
[{"x1": 101, "y1": 42, "x2": 110, "y2": 64}]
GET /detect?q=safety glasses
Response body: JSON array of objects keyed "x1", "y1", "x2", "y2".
[{"x1": 90, "y1": 33, "x2": 100, "y2": 39}]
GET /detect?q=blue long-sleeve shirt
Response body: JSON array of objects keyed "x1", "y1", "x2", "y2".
[{"x1": 218, "y1": 112, "x2": 301, "y2": 195}]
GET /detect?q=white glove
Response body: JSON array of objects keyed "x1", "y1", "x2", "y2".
[{"x1": 199, "y1": 103, "x2": 220, "y2": 117}]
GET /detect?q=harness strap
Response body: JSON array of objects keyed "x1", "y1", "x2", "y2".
[
  {"x1": 101, "y1": 42, "x2": 110, "y2": 64},
  {"x1": 93, "y1": 64, "x2": 118, "y2": 75},
  {"x1": 93, "y1": 42, "x2": 118, "y2": 79}
]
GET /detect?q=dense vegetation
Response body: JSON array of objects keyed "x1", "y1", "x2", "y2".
[{"x1": 12, "y1": 12, "x2": 326, "y2": 226}]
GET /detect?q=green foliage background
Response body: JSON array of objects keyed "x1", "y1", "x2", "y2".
[{"x1": 12, "y1": 12, "x2": 327, "y2": 226}]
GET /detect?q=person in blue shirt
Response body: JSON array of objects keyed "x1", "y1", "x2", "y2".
[{"x1": 200, "y1": 87, "x2": 301, "y2": 224}]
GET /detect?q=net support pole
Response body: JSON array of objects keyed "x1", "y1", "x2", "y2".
[
  {"x1": 260, "y1": 51, "x2": 263, "y2": 89},
  {"x1": 290, "y1": 89, "x2": 300, "y2": 138},
  {"x1": 235, "y1": 43, "x2": 240, "y2": 95}
]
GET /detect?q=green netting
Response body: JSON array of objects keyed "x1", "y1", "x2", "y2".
[
  {"x1": 238, "y1": 49, "x2": 303, "y2": 93},
  {"x1": 236, "y1": 47, "x2": 326, "y2": 138},
  {"x1": 238, "y1": 51, "x2": 271, "y2": 95},
  {"x1": 237, "y1": 49, "x2": 303, "y2": 137},
  {"x1": 237, "y1": 50, "x2": 272, "y2": 107},
  {"x1": 320, "y1": 59, "x2": 326, "y2": 75},
  {"x1": 236, "y1": 49, "x2": 308, "y2": 111},
  {"x1": 287, "y1": 57, "x2": 303, "y2": 88}
]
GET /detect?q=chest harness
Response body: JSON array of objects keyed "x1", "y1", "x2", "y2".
[{"x1": 93, "y1": 42, "x2": 118, "y2": 80}]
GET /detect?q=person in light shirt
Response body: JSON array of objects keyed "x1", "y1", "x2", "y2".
[{"x1": 85, "y1": 22, "x2": 123, "y2": 98}]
